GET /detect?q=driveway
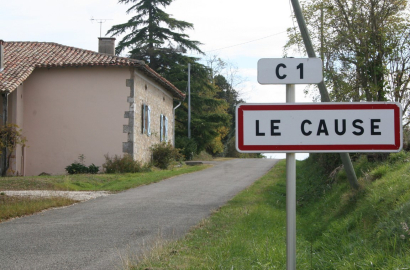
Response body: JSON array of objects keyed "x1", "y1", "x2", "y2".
[{"x1": 0, "y1": 158, "x2": 278, "y2": 270}]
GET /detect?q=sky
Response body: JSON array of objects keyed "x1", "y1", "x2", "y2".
[{"x1": 1, "y1": 0, "x2": 314, "y2": 159}]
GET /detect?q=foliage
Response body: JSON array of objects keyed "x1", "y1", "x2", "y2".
[
  {"x1": 175, "y1": 137, "x2": 197, "y2": 160},
  {"x1": 107, "y1": 0, "x2": 246, "y2": 158},
  {"x1": 65, "y1": 163, "x2": 89, "y2": 174},
  {"x1": 87, "y1": 164, "x2": 100, "y2": 174},
  {"x1": 403, "y1": 126, "x2": 410, "y2": 151},
  {"x1": 174, "y1": 62, "x2": 231, "y2": 156},
  {"x1": 191, "y1": 151, "x2": 213, "y2": 161},
  {"x1": 0, "y1": 124, "x2": 27, "y2": 176},
  {"x1": 106, "y1": 0, "x2": 203, "y2": 73},
  {"x1": 224, "y1": 136, "x2": 264, "y2": 158},
  {"x1": 102, "y1": 154, "x2": 146, "y2": 174},
  {"x1": 65, "y1": 155, "x2": 99, "y2": 174},
  {"x1": 150, "y1": 142, "x2": 183, "y2": 169},
  {"x1": 306, "y1": 153, "x2": 342, "y2": 176},
  {"x1": 285, "y1": 0, "x2": 410, "y2": 125},
  {"x1": 133, "y1": 152, "x2": 410, "y2": 269}
]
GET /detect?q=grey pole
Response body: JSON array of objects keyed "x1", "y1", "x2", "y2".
[
  {"x1": 290, "y1": 0, "x2": 359, "y2": 189},
  {"x1": 188, "y1": 63, "x2": 191, "y2": 139},
  {"x1": 286, "y1": 84, "x2": 296, "y2": 270}
]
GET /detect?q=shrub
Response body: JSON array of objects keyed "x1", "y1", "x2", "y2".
[
  {"x1": 102, "y1": 154, "x2": 145, "y2": 173},
  {"x1": 151, "y1": 142, "x2": 183, "y2": 169},
  {"x1": 175, "y1": 137, "x2": 197, "y2": 160},
  {"x1": 388, "y1": 151, "x2": 409, "y2": 164},
  {"x1": 65, "y1": 162, "x2": 88, "y2": 174},
  {"x1": 192, "y1": 151, "x2": 213, "y2": 161},
  {"x1": 65, "y1": 163, "x2": 100, "y2": 174},
  {"x1": 307, "y1": 153, "x2": 342, "y2": 176},
  {"x1": 0, "y1": 124, "x2": 27, "y2": 176},
  {"x1": 87, "y1": 164, "x2": 100, "y2": 174},
  {"x1": 65, "y1": 155, "x2": 100, "y2": 174}
]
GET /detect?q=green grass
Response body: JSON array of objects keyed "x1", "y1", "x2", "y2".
[
  {"x1": 0, "y1": 164, "x2": 210, "y2": 192},
  {"x1": 132, "y1": 160, "x2": 290, "y2": 269},
  {"x1": 0, "y1": 194, "x2": 77, "y2": 222},
  {"x1": 0, "y1": 164, "x2": 210, "y2": 223},
  {"x1": 131, "y1": 152, "x2": 410, "y2": 269}
]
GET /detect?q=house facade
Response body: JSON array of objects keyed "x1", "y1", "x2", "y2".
[{"x1": 0, "y1": 39, "x2": 184, "y2": 176}]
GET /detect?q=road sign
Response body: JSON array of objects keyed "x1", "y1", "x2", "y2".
[
  {"x1": 258, "y1": 58, "x2": 323, "y2": 84},
  {"x1": 236, "y1": 102, "x2": 402, "y2": 153}
]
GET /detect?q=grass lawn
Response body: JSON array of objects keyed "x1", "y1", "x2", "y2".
[
  {"x1": 0, "y1": 194, "x2": 78, "y2": 222},
  {"x1": 132, "y1": 152, "x2": 410, "y2": 269},
  {"x1": 0, "y1": 164, "x2": 210, "y2": 192},
  {"x1": 0, "y1": 164, "x2": 210, "y2": 222}
]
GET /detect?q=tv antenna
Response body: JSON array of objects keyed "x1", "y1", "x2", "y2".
[{"x1": 91, "y1": 17, "x2": 113, "y2": 37}]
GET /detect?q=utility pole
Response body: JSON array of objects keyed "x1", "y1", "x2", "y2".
[
  {"x1": 290, "y1": 0, "x2": 359, "y2": 189},
  {"x1": 188, "y1": 63, "x2": 191, "y2": 139}
]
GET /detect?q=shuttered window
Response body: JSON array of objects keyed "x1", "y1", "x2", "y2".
[
  {"x1": 160, "y1": 114, "x2": 168, "y2": 142},
  {"x1": 142, "y1": 104, "x2": 151, "y2": 136}
]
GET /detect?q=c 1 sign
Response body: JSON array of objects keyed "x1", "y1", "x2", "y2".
[
  {"x1": 258, "y1": 58, "x2": 323, "y2": 84},
  {"x1": 236, "y1": 103, "x2": 402, "y2": 153}
]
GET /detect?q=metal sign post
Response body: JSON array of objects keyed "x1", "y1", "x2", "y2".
[
  {"x1": 236, "y1": 53, "x2": 403, "y2": 269},
  {"x1": 286, "y1": 84, "x2": 296, "y2": 270}
]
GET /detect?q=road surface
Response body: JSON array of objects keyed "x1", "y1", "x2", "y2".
[{"x1": 0, "y1": 158, "x2": 278, "y2": 269}]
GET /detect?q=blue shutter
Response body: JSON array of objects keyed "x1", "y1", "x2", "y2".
[
  {"x1": 164, "y1": 116, "x2": 168, "y2": 142},
  {"x1": 147, "y1": 105, "x2": 151, "y2": 136},
  {"x1": 160, "y1": 114, "x2": 163, "y2": 141},
  {"x1": 142, "y1": 104, "x2": 146, "y2": 134}
]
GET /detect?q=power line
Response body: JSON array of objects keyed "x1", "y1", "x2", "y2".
[{"x1": 204, "y1": 31, "x2": 288, "y2": 53}]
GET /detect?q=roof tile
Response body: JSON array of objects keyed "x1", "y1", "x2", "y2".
[{"x1": 0, "y1": 41, "x2": 184, "y2": 99}]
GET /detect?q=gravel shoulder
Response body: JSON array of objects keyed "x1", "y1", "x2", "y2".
[{"x1": 1, "y1": 190, "x2": 111, "y2": 201}]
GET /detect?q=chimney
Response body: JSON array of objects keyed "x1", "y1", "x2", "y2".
[
  {"x1": 98, "y1": 37, "x2": 115, "y2": 55},
  {"x1": 0, "y1": 40, "x2": 4, "y2": 72}
]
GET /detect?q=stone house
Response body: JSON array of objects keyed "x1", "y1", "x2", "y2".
[{"x1": 0, "y1": 38, "x2": 184, "y2": 176}]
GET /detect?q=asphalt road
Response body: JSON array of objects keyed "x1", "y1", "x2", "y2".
[{"x1": 0, "y1": 158, "x2": 278, "y2": 270}]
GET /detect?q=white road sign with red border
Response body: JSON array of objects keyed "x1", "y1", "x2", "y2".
[{"x1": 236, "y1": 103, "x2": 402, "y2": 153}]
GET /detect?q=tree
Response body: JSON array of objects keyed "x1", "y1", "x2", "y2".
[
  {"x1": 174, "y1": 62, "x2": 231, "y2": 156},
  {"x1": 0, "y1": 124, "x2": 26, "y2": 176},
  {"x1": 285, "y1": 0, "x2": 410, "y2": 124},
  {"x1": 107, "y1": 0, "x2": 203, "y2": 73}
]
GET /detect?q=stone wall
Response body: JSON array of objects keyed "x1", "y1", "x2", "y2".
[{"x1": 123, "y1": 70, "x2": 175, "y2": 164}]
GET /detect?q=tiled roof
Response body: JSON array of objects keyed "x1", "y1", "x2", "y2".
[{"x1": 0, "y1": 41, "x2": 184, "y2": 99}]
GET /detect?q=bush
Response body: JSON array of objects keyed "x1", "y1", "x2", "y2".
[
  {"x1": 151, "y1": 142, "x2": 183, "y2": 169},
  {"x1": 307, "y1": 153, "x2": 342, "y2": 176},
  {"x1": 88, "y1": 164, "x2": 100, "y2": 174},
  {"x1": 65, "y1": 162, "x2": 99, "y2": 175},
  {"x1": 175, "y1": 137, "x2": 197, "y2": 160},
  {"x1": 0, "y1": 124, "x2": 27, "y2": 176},
  {"x1": 65, "y1": 154, "x2": 99, "y2": 174},
  {"x1": 102, "y1": 154, "x2": 145, "y2": 173}
]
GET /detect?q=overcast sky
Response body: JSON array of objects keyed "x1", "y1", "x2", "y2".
[{"x1": 1, "y1": 0, "x2": 313, "y2": 159}]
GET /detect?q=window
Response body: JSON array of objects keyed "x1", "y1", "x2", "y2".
[
  {"x1": 142, "y1": 104, "x2": 151, "y2": 136},
  {"x1": 160, "y1": 114, "x2": 168, "y2": 142}
]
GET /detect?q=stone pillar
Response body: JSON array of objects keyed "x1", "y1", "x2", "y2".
[{"x1": 123, "y1": 79, "x2": 136, "y2": 157}]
